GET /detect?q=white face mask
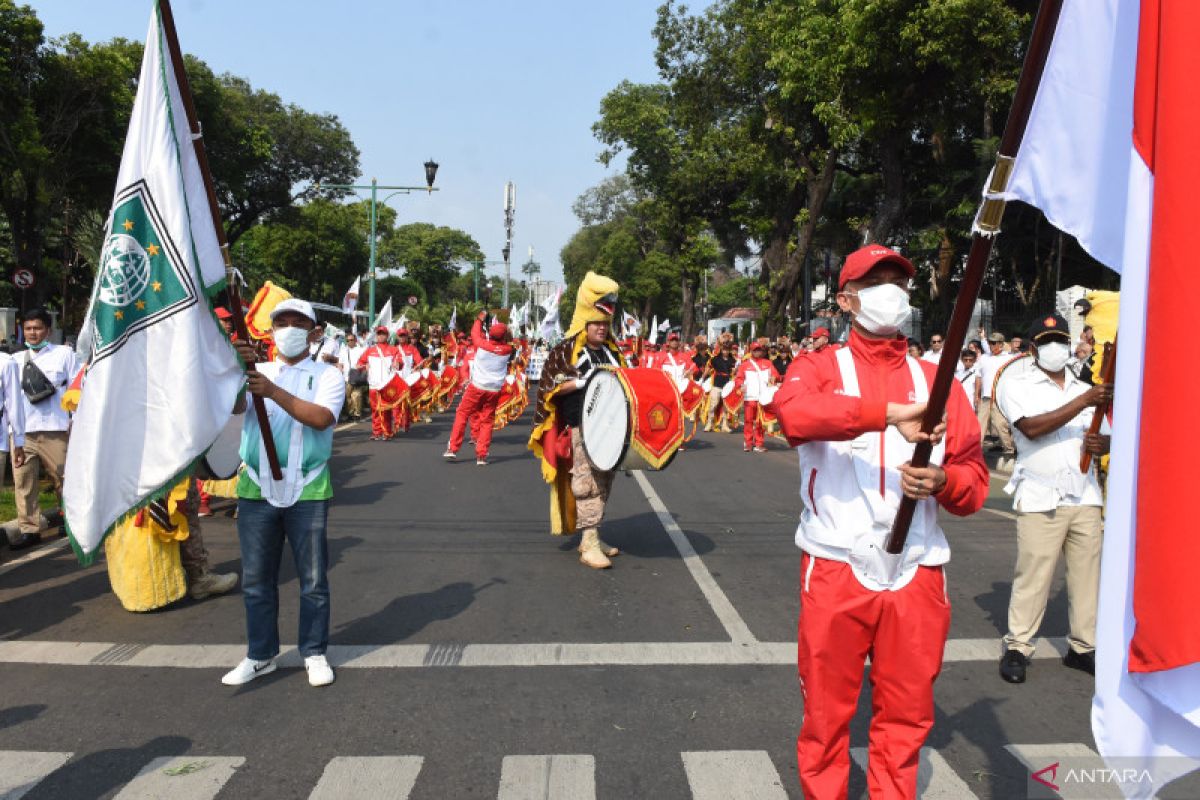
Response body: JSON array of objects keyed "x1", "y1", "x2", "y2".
[
  {"x1": 851, "y1": 283, "x2": 912, "y2": 336},
  {"x1": 274, "y1": 326, "x2": 311, "y2": 359},
  {"x1": 1035, "y1": 341, "x2": 1071, "y2": 372}
]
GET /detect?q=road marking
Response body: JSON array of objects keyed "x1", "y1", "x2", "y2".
[
  {"x1": 309, "y1": 756, "x2": 423, "y2": 800},
  {"x1": 980, "y1": 505, "x2": 1018, "y2": 521},
  {"x1": 0, "y1": 538, "x2": 71, "y2": 577},
  {"x1": 631, "y1": 470, "x2": 758, "y2": 645},
  {"x1": 113, "y1": 756, "x2": 244, "y2": 800},
  {"x1": 0, "y1": 637, "x2": 1067, "y2": 669},
  {"x1": 681, "y1": 750, "x2": 787, "y2": 799},
  {"x1": 0, "y1": 750, "x2": 73, "y2": 800},
  {"x1": 1004, "y1": 743, "x2": 1125, "y2": 799},
  {"x1": 335, "y1": 420, "x2": 360, "y2": 432},
  {"x1": 851, "y1": 747, "x2": 979, "y2": 799},
  {"x1": 498, "y1": 755, "x2": 595, "y2": 800}
]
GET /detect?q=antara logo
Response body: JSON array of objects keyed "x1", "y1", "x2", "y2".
[{"x1": 1032, "y1": 762, "x2": 1060, "y2": 791}]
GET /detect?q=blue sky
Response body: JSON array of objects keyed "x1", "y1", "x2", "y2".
[{"x1": 27, "y1": 0, "x2": 682, "y2": 287}]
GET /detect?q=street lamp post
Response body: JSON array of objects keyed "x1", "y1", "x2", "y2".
[{"x1": 319, "y1": 159, "x2": 439, "y2": 323}]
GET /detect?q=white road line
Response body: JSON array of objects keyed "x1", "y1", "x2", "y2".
[
  {"x1": 309, "y1": 756, "x2": 423, "y2": 800},
  {"x1": 1004, "y1": 743, "x2": 1125, "y2": 799},
  {"x1": 113, "y1": 756, "x2": 244, "y2": 800},
  {"x1": 0, "y1": 538, "x2": 71, "y2": 577},
  {"x1": 0, "y1": 637, "x2": 1068, "y2": 669},
  {"x1": 681, "y1": 750, "x2": 787, "y2": 800},
  {"x1": 498, "y1": 755, "x2": 595, "y2": 800},
  {"x1": 980, "y1": 505, "x2": 1018, "y2": 521},
  {"x1": 631, "y1": 470, "x2": 758, "y2": 645},
  {"x1": 851, "y1": 747, "x2": 979, "y2": 799},
  {"x1": 334, "y1": 420, "x2": 360, "y2": 432},
  {"x1": 0, "y1": 750, "x2": 73, "y2": 800}
]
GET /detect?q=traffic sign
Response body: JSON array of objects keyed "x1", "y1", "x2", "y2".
[
  {"x1": 407, "y1": 295, "x2": 418, "y2": 306},
  {"x1": 12, "y1": 269, "x2": 34, "y2": 290}
]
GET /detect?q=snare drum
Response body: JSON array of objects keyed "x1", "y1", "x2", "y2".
[
  {"x1": 581, "y1": 367, "x2": 684, "y2": 471},
  {"x1": 197, "y1": 413, "x2": 243, "y2": 480}
]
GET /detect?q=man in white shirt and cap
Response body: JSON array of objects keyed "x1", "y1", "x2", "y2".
[
  {"x1": 975, "y1": 330, "x2": 1017, "y2": 469},
  {"x1": 995, "y1": 313, "x2": 1111, "y2": 684}
]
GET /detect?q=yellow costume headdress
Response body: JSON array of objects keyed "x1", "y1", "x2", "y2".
[{"x1": 564, "y1": 271, "x2": 619, "y2": 339}]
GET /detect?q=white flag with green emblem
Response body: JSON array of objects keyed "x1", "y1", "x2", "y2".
[{"x1": 63, "y1": 1, "x2": 243, "y2": 562}]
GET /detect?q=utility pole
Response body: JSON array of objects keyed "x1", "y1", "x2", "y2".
[{"x1": 502, "y1": 181, "x2": 515, "y2": 307}]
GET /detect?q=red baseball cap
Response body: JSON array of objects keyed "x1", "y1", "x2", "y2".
[
  {"x1": 812, "y1": 327, "x2": 830, "y2": 339},
  {"x1": 750, "y1": 340, "x2": 767, "y2": 352},
  {"x1": 374, "y1": 326, "x2": 388, "y2": 335},
  {"x1": 215, "y1": 307, "x2": 232, "y2": 320},
  {"x1": 667, "y1": 333, "x2": 680, "y2": 341},
  {"x1": 839, "y1": 245, "x2": 915, "y2": 289},
  {"x1": 489, "y1": 321, "x2": 509, "y2": 340}
]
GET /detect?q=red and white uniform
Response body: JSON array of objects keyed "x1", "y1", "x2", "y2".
[
  {"x1": 447, "y1": 319, "x2": 514, "y2": 460},
  {"x1": 771, "y1": 331, "x2": 987, "y2": 799},
  {"x1": 734, "y1": 356, "x2": 778, "y2": 449},
  {"x1": 658, "y1": 349, "x2": 691, "y2": 386},
  {"x1": 357, "y1": 342, "x2": 401, "y2": 438}
]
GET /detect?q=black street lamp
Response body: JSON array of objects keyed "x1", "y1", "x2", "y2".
[{"x1": 424, "y1": 159, "x2": 439, "y2": 192}]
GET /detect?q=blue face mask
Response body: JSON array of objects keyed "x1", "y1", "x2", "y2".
[{"x1": 26, "y1": 340, "x2": 49, "y2": 351}]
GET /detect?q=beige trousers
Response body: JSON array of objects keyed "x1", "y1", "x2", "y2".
[
  {"x1": 1004, "y1": 504, "x2": 1103, "y2": 656},
  {"x1": 346, "y1": 383, "x2": 367, "y2": 418},
  {"x1": 13, "y1": 431, "x2": 68, "y2": 535},
  {"x1": 977, "y1": 397, "x2": 1015, "y2": 454},
  {"x1": 570, "y1": 427, "x2": 613, "y2": 530},
  {"x1": 706, "y1": 387, "x2": 730, "y2": 430}
]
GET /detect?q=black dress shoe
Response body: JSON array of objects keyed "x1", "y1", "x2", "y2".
[
  {"x1": 1063, "y1": 648, "x2": 1096, "y2": 676},
  {"x1": 7, "y1": 532, "x2": 40, "y2": 551},
  {"x1": 1000, "y1": 649, "x2": 1029, "y2": 683}
]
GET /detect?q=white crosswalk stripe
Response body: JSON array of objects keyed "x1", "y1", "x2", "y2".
[
  {"x1": 850, "y1": 747, "x2": 980, "y2": 799},
  {"x1": 680, "y1": 750, "x2": 788, "y2": 799},
  {"x1": 309, "y1": 756, "x2": 424, "y2": 799},
  {"x1": 113, "y1": 756, "x2": 244, "y2": 800},
  {"x1": 0, "y1": 750, "x2": 72, "y2": 800},
  {"x1": 497, "y1": 755, "x2": 596, "y2": 800},
  {"x1": 1004, "y1": 743, "x2": 1125, "y2": 799}
]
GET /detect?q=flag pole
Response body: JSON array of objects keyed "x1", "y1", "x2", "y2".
[
  {"x1": 886, "y1": 0, "x2": 1065, "y2": 553},
  {"x1": 156, "y1": 0, "x2": 282, "y2": 481}
]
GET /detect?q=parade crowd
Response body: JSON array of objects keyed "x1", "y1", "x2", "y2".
[{"x1": 0, "y1": 245, "x2": 1114, "y2": 799}]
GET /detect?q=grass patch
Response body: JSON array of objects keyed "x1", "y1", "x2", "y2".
[{"x1": 0, "y1": 488, "x2": 60, "y2": 523}]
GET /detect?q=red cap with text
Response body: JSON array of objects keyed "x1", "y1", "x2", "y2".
[{"x1": 839, "y1": 244, "x2": 915, "y2": 289}]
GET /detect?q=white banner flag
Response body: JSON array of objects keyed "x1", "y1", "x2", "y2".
[
  {"x1": 371, "y1": 297, "x2": 393, "y2": 333},
  {"x1": 341, "y1": 275, "x2": 360, "y2": 314},
  {"x1": 63, "y1": 1, "x2": 243, "y2": 561}
]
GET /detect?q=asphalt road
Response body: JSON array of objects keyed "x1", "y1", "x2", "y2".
[{"x1": 1, "y1": 406, "x2": 1193, "y2": 799}]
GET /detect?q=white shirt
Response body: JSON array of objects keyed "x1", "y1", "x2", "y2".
[
  {"x1": 19, "y1": 344, "x2": 79, "y2": 433},
  {"x1": 976, "y1": 350, "x2": 1015, "y2": 399},
  {"x1": 955, "y1": 364, "x2": 980, "y2": 410},
  {"x1": 921, "y1": 349, "x2": 943, "y2": 364},
  {"x1": 996, "y1": 367, "x2": 1103, "y2": 513},
  {"x1": 0, "y1": 353, "x2": 26, "y2": 450},
  {"x1": 338, "y1": 344, "x2": 366, "y2": 378}
]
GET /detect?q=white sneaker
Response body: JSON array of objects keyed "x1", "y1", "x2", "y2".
[
  {"x1": 443, "y1": 449, "x2": 456, "y2": 461},
  {"x1": 221, "y1": 657, "x2": 276, "y2": 686},
  {"x1": 305, "y1": 654, "x2": 335, "y2": 687}
]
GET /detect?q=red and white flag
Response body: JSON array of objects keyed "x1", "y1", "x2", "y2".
[{"x1": 1007, "y1": 0, "x2": 1200, "y2": 795}]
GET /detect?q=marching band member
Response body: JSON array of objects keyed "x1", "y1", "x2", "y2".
[
  {"x1": 704, "y1": 339, "x2": 737, "y2": 433},
  {"x1": 357, "y1": 327, "x2": 400, "y2": 441},
  {"x1": 771, "y1": 244, "x2": 988, "y2": 799},
  {"x1": 658, "y1": 333, "x2": 690, "y2": 384},
  {"x1": 444, "y1": 312, "x2": 514, "y2": 465},
  {"x1": 734, "y1": 340, "x2": 778, "y2": 453},
  {"x1": 529, "y1": 272, "x2": 625, "y2": 569}
]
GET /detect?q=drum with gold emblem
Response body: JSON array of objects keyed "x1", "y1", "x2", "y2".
[{"x1": 581, "y1": 367, "x2": 684, "y2": 471}]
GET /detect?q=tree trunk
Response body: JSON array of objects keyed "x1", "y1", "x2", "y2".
[
  {"x1": 766, "y1": 146, "x2": 840, "y2": 335},
  {"x1": 867, "y1": 136, "x2": 905, "y2": 244},
  {"x1": 680, "y1": 272, "x2": 697, "y2": 340}
]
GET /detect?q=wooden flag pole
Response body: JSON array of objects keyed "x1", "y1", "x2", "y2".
[
  {"x1": 886, "y1": 0, "x2": 1065, "y2": 554},
  {"x1": 156, "y1": 0, "x2": 282, "y2": 481}
]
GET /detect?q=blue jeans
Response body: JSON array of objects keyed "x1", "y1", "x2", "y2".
[{"x1": 236, "y1": 499, "x2": 330, "y2": 660}]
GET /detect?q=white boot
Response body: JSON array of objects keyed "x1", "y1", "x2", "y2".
[{"x1": 578, "y1": 528, "x2": 612, "y2": 569}]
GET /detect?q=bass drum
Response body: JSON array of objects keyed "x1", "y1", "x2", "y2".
[
  {"x1": 992, "y1": 353, "x2": 1039, "y2": 422},
  {"x1": 581, "y1": 367, "x2": 684, "y2": 472},
  {"x1": 196, "y1": 413, "x2": 243, "y2": 480}
]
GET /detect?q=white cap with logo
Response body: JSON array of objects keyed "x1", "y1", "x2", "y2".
[{"x1": 269, "y1": 298, "x2": 317, "y2": 324}]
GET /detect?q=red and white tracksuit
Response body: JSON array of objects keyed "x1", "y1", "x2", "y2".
[
  {"x1": 735, "y1": 357, "x2": 779, "y2": 449},
  {"x1": 447, "y1": 320, "x2": 513, "y2": 460},
  {"x1": 771, "y1": 331, "x2": 987, "y2": 800},
  {"x1": 358, "y1": 343, "x2": 400, "y2": 438},
  {"x1": 394, "y1": 342, "x2": 424, "y2": 432}
]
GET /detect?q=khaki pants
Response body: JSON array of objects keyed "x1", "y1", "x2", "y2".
[
  {"x1": 13, "y1": 431, "x2": 68, "y2": 535},
  {"x1": 1004, "y1": 505, "x2": 1103, "y2": 656},
  {"x1": 346, "y1": 383, "x2": 367, "y2": 418},
  {"x1": 977, "y1": 397, "x2": 1015, "y2": 454},
  {"x1": 570, "y1": 427, "x2": 613, "y2": 530},
  {"x1": 706, "y1": 387, "x2": 730, "y2": 430}
]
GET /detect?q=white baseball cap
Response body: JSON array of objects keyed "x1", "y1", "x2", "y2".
[{"x1": 269, "y1": 298, "x2": 317, "y2": 324}]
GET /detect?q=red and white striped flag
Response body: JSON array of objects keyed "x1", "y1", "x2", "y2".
[{"x1": 1007, "y1": 1, "x2": 1200, "y2": 795}]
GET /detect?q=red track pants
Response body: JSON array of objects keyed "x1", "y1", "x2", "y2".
[
  {"x1": 448, "y1": 384, "x2": 501, "y2": 459},
  {"x1": 743, "y1": 401, "x2": 764, "y2": 448},
  {"x1": 797, "y1": 554, "x2": 951, "y2": 800},
  {"x1": 369, "y1": 389, "x2": 396, "y2": 438}
]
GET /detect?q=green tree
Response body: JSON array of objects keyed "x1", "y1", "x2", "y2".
[{"x1": 378, "y1": 222, "x2": 484, "y2": 304}]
